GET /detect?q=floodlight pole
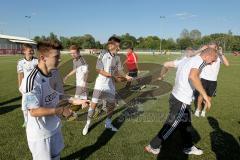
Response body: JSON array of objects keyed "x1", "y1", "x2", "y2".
[
  {"x1": 159, "y1": 16, "x2": 166, "y2": 54},
  {"x1": 25, "y1": 16, "x2": 31, "y2": 38}
]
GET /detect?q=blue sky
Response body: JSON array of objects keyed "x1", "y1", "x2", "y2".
[{"x1": 0, "y1": 0, "x2": 239, "y2": 42}]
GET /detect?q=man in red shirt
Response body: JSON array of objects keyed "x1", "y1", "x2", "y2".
[{"x1": 125, "y1": 47, "x2": 138, "y2": 88}]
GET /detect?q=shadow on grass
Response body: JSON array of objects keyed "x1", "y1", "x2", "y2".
[
  {"x1": 156, "y1": 125, "x2": 201, "y2": 160},
  {"x1": 61, "y1": 102, "x2": 133, "y2": 160},
  {"x1": 61, "y1": 83, "x2": 159, "y2": 160},
  {"x1": 60, "y1": 56, "x2": 173, "y2": 159},
  {"x1": 0, "y1": 104, "x2": 20, "y2": 115},
  {"x1": 0, "y1": 96, "x2": 21, "y2": 106},
  {"x1": 208, "y1": 117, "x2": 240, "y2": 160},
  {"x1": 61, "y1": 78, "x2": 172, "y2": 159}
]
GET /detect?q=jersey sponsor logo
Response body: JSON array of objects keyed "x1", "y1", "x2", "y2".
[{"x1": 45, "y1": 92, "x2": 57, "y2": 103}]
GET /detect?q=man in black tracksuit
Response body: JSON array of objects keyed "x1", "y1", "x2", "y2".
[{"x1": 144, "y1": 48, "x2": 218, "y2": 156}]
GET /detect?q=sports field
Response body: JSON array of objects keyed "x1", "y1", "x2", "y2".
[{"x1": 0, "y1": 54, "x2": 239, "y2": 160}]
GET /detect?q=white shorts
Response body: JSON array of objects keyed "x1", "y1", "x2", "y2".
[
  {"x1": 92, "y1": 77, "x2": 116, "y2": 104},
  {"x1": 75, "y1": 85, "x2": 87, "y2": 100},
  {"x1": 76, "y1": 66, "x2": 88, "y2": 85},
  {"x1": 27, "y1": 131, "x2": 64, "y2": 160},
  {"x1": 75, "y1": 66, "x2": 88, "y2": 100},
  {"x1": 91, "y1": 88, "x2": 115, "y2": 104}
]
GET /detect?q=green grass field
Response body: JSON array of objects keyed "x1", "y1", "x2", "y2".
[{"x1": 0, "y1": 54, "x2": 239, "y2": 160}]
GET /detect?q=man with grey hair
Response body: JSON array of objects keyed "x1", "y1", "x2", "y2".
[{"x1": 145, "y1": 47, "x2": 218, "y2": 156}]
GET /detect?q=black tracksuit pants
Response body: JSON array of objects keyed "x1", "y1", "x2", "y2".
[{"x1": 150, "y1": 94, "x2": 193, "y2": 149}]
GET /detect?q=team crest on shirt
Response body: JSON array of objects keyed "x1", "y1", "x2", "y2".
[
  {"x1": 42, "y1": 79, "x2": 46, "y2": 83},
  {"x1": 45, "y1": 92, "x2": 57, "y2": 103}
]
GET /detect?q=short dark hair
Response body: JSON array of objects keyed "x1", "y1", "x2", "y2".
[
  {"x1": 37, "y1": 40, "x2": 62, "y2": 56},
  {"x1": 22, "y1": 43, "x2": 33, "y2": 50},
  {"x1": 108, "y1": 36, "x2": 121, "y2": 44},
  {"x1": 128, "y1": 47, "x2": 134, "y2": 51},
  {"x1": 69, "y1": 45, "x2": 80, "y2": 52}
]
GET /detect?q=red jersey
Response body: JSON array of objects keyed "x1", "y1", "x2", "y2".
[{"x1": 126, "y1": 51, "x2": 138, "y2": 71}]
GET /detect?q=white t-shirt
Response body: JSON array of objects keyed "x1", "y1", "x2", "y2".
[
  {"x1": 200, "y1": 57, "x2": 221, "y2": 81},
  {"x1": 73, "y1": 57, "x2": 88, "y2": 86},
  {"x1": 94, "y1": 51, "x2": 122, "y2": 91},
  {"x1": 21, "y1": 66, "x2": 61, "y2": 141},
  {"x1": 172, "y1": 55, "x2": 206, "y2": 105},
  {"x1": 17, "y1": 57, "x2": 38, "y2": 77},
  {"x1": 173, "y1": 56, "x2": 188, "y2": 67}
]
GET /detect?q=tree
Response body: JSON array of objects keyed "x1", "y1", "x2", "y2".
[
  {"x1": 120, "y1": 33, "x2": 137, "y2": 49},
  {"x1": 177, "y1": 37, "x2": 193, "y2": 50},
  {"x1": 95, "y1": 41, "x2": 103, "y2": 49},
  {"x1": 49, "y1": 32, "x2": 59, "y2": 42},
  {"x1": 228, "y1": 30, "x2": 233, "y2": 36},
  {"x1": 33, "y1": 31, "x2": 240, "y2": 51},
  {"x1": 60, "y1": 36, "x2": 70, "y2": 49},
  {"x1": 81, "y1": 34, "x2": 96, "y2": 49},
  {"x1": 162, "y1": 38, "x2": 177, "y2": 50},
  {"x1": 33, "y1": 32, "x2": 60, "y2": 43},
  {"x1": 180, "y1": 29, "x2": 190, "y2": 39},
  {"x1": 201, "y1": 35, "x2": 213, "y2": 45},
  {"x1": 190, "y1": 29, "x2": 201, "y2": 40}
]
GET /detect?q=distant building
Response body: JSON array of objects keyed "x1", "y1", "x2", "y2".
[{"x1": 0, "y1": 34, "x2": 36, "y2": 55}]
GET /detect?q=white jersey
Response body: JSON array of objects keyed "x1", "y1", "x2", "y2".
[
  {"x1": 17, "y1": 57, "x2": 38, "y2": 76},
  {"x1": 73, "y1": 57, "x2": 88, "y2": 86},
  {"x1": 200, "y1": 57, "x2": 221, "y2": 81},
  {"x1": 172, "y1": 55, "x2": 206, "y2": 105},
  {"x1": 21, "y1": 66, "x2": 61, "y2": 141},
  {"x1": 94, "y1": 51, "x2": 122, "y2": 90},
  {"x1": 173, "y1": 56, "x2": 188, "y2": 67}
]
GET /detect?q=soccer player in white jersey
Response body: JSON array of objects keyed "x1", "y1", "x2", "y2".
[
  {"x1": 17, "y1": 43, "x2": 38, "y2": 127},
  {"x1": 145, "y1": 48, "x2": 217, "y2": 156},
  {"x1": 82, "y1": 36, "x2": 132, "y2": 135},
  {"x1": 63, "y1": 45, "x2": 88, "y2": 101},
  {"x1": 195, "y1": 43, "x2": 229, "y2": 117},
  {"x1": 21, "y1": 40, "x2": 88, "y2": 160}
]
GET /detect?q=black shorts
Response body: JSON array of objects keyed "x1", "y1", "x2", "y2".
[
  {"x1": 128, "y1": 69, "x2": 138, "y2": 78},
  {"x1": 201, "y1": 78, "x2": 217, "y2": 97}
]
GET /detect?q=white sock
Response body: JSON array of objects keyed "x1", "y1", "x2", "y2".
[
  {"x1": 87, "y1": 107, "x2": 94, "y2": 125},
  {"x1": 203, "y1": 106, "x2": 207, "y2": 112},
  {"x1": 195, "y1": 109, "x2": 200, "y2": 113},
  {"x1": 105, "y1": 118, "x2": 112, "y2": 125},
  {"x1": 86, "y1": 120, "x2": 91, "y2": 125}
]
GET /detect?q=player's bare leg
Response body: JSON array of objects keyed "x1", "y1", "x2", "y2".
[
  {"x1": 201, "y1": 97, "x2": 212, "y2": 117},
  {"x1": 195, "y1": 95, "x2": 203, "y2": 117}
]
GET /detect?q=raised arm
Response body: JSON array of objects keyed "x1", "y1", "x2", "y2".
[
  {"x1": 218, "y1": 47, "x2": 230, "y2": 66},
  {"x1": 158, "y1": 61, "x2": 176, "y2": 80}
]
